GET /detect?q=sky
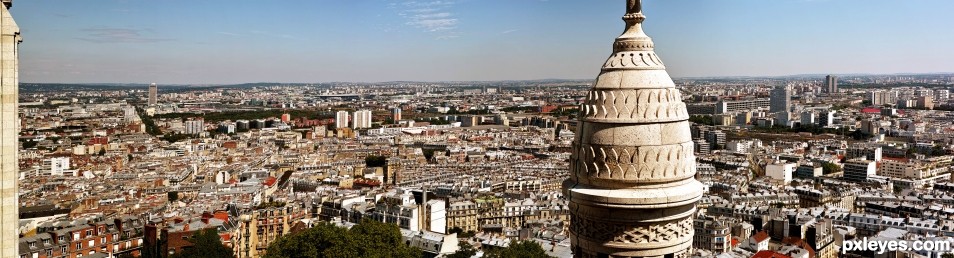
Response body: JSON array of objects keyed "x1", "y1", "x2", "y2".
[{"x1": 11, "y1": 0, "x2": 954, "y2": 84}]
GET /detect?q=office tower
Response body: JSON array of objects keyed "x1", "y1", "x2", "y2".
[
  {"x1": 1, "y1": 0, "x2": 19, "y2": 255},
  {"x1": 564, "y1": 1, "x2": 702, "y2": 257},
  {"x1": 392, "y1": 107, "x2": 402, "y2": 122},
  {"x1": 801, "y1": 111, "x2": 816, "y2": 126},
  {"x1": 869, "y1": 91, "x2": 884, "y2": 106},
  {"x1": 844, "y1": 159, "x2": 877, "y2": 182},
  {"x1": 825, "y1": 75, "x2": 838, "y2": 94},
  {"x1": 335, "y1": 110, "x2": 350, "y2": 129},
  {"x1": 917, "y1": 96, "x2": 934, "y2": 110},
  {"x1": 184, "y1": 118, "x2": 205, "y2": 135},
  {"x1": 770, "y1": 85, "x2": 792, "y2": 113},
  {"x1": 148, "y1": 83, "x2": 158, "y2": 106},
  {"x1": 820, "y1": 111, "x2": 835, "y2": 127},
  {"x1": 352, "y1": 110, "x2": 372, "y2": 129},
  {"x1": 236, "y1": 120, "x2": 250, "y2": 131}
]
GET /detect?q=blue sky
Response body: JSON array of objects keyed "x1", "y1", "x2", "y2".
[{"x1": 12, "y1": 0, "x2": 954, "y2": 84}]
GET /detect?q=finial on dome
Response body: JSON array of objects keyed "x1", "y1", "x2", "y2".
[
  {"x1": 615, "y1": 0, "x2": 653, "y2": 52},
  {"x1": 627, "y1": 0, "x2": 642, "y2": 14}
]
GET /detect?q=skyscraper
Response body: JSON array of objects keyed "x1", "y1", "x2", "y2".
[
  {"x1": 770, "y1": 85, "x2": 792, "y2": 113},
  {"x1": 352, "y1": 110, "x2": 372, "y2": 129},
  {"x1": 392, "y1": 107, "x2": 402, "y2": 122},
  {"x1": 0, "y1": 0, "x2": 20, "y2": 255},
  {"x1": 564, "y1": 1, "x2": 702, "y2": 257},
  {"x1": 825, "y1": 75, "x2": 838, "y2": 94},
  {"x1": 335, "y1": 111, "x2": 349, "y2": 129},
  {"x1": 148, "y1": 83, "x2": 158, "y2": 106}
]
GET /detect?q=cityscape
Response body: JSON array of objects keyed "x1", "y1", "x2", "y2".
[{"x1": 5, "y1": 1, "x2": 954, "y2": 258}]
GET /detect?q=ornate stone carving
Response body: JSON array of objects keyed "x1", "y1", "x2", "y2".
[
  {"x1": 571, "y1": 142, "x2": 696, "y2": 181},
  {"x1": 571, "y1": 216, "x2": 693, "y2": 245},
  {"x1": 602, "y1": 52, "x2": 665, "y2": 70},
  {"x1": 581, "y1": 88, "x2": 688, "y2": 123},
  {"x1": 565, "y1": 1, "x2": 702, "y2": 257}
]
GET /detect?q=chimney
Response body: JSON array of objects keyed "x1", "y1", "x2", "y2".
[{"x1": 183, "y1": 222, "x2": 190, "y2": 232}]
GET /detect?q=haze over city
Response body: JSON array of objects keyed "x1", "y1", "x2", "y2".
[{"x1": 14, "y1": 0, "x2": 954, "y2": 84}]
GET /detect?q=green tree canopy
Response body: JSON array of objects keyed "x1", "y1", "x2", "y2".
[
  {"x1": 170, "y1": 229, "x2": 234, "y2": 258},
  {"x1": 484, "y1": 240, "x2": 551, "y2": 258},
  {"x1": 447, "y1": 242, "x2": 477, "y2": 258},
  {"x1": 821, "y1": 162, "x2": 842, "y2": 175},
  {"x1": 264, "y1": 219, "x2": 421, "y2": 258},
  {"x1": 365, "y1": 155, "x2": 388, "y2": 167}
]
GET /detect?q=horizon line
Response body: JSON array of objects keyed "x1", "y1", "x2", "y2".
[{"x1": 19, "y1": 72, "x2": 954, "y2": 86}]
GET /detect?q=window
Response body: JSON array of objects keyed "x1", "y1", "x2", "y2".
[{"x1": 76, "y1": 243, "x2": 82, "y2": 249}]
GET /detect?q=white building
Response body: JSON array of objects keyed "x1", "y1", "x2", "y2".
[
  {"x1": 726, "y1": 140, "x2": 754, "y2": 154},
  {"x1": 425, "y1": 200, "x2": 447, "y2": 234},
  {"x1": 766, "y1": 162, "x2": 796, "y2": 184},
  {"x1": 335, "y1": 110, "x2": 350, "y2": 129},
  {"x1": 352, "y1": 110, "x2": 373, "y2": 129},
  {"x1": 184, "y1": 118, "x2": 205, "y2": 135},
  {"x1": 43, "y1": 157, "x2": 71, "y2": 177}
]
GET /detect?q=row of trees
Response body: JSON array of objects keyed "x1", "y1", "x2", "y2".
[
  {"x1": 264, "y1": 220, "x2": 421, "y2": 258},
  {"x1": 140, "y1": 220, "x2": 552, "y2": 258},
  {"x1": 264, "y1": 219, "x2": 552, "y2": 258}
]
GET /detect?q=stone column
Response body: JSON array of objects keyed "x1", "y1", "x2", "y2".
[
  {"x1": 563, "y1": 1, "x2": 702, "y2": 257},
  {"x1": 0, "y1": 0, "x2": 20, "y2": 257}
]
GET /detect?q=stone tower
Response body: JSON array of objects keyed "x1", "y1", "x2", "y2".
[
  {"x1": 1, "y1": 0, "x2": 20, "y2": 256},
  {"x1": 563, "y1": 1, "x2": 703, "y2": 257}
]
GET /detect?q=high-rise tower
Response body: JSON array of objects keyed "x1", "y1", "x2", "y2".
[
  {"x1": 148, "y1": 83, "x2": 158, "y2": 106},
  {"x1": 825, "y1": 75, "x2": 838, "y2": 94},
  {"x1": 770, "y1": 85, "x2": 792, "y2": 113},
  {"x1": 564, "y1": 1, "x2": 703, "y2": 257},
  {"x1": 1, "y1": 0, "x2": 20, "y2": 256}
]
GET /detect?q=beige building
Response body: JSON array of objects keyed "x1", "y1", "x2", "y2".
[
  {"x1": 234, "y1": 205, "x2": 304, "y2": 258},
  {"x1": 446, "y1": 200, "x2": 479, "y2": 232},
  {"x1": 693, "y1": 216, "x2": 731, "y2": 253},
  {"x1": 879, "y1": 156, "x2": 951, "y2": 188},
  {"x1": 1, "y1": 0, "x2": 21, "y2": 256}
]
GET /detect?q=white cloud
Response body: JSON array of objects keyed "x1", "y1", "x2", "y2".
[{"x1": 398, "y1": 1, "x2": 460, "y2": 38}]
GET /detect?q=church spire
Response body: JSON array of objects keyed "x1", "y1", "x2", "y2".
[{"x1": 564, "y1": 0, "x2": 702, "y2": 257}]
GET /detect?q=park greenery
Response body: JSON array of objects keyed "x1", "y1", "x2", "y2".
[
  {"x1": 169, "y1": 229, "x2": 235, "y2": 258},
  {"x1": 264, "y1": 219, "x2": 422, "y2": 258},
  {"x1": 482, "y1": 240, "x2": 552, "y2": 258}
]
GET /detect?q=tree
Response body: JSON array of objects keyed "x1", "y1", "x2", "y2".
[
  {"x1": 484, "y1": 240, "x2": 551, "y2": 258},
  {"x1": 170, "y1": 229, "x2": 234, "y2": 258},
  {"x1": 167, "y1": 191, "x2": 179, "y2": 202},
  {"x1": 365, "y1": 155, "x2": 387, "y2": 168},
  {"x1": 265, "y1": 219, "x2": 421, "y2": 258},
  {"x1": 821, "y1": 162, "x2": 842, "y2": 175},
  {"x1": 447, "y1": 242, "x2": 477, "y2": 258}
]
